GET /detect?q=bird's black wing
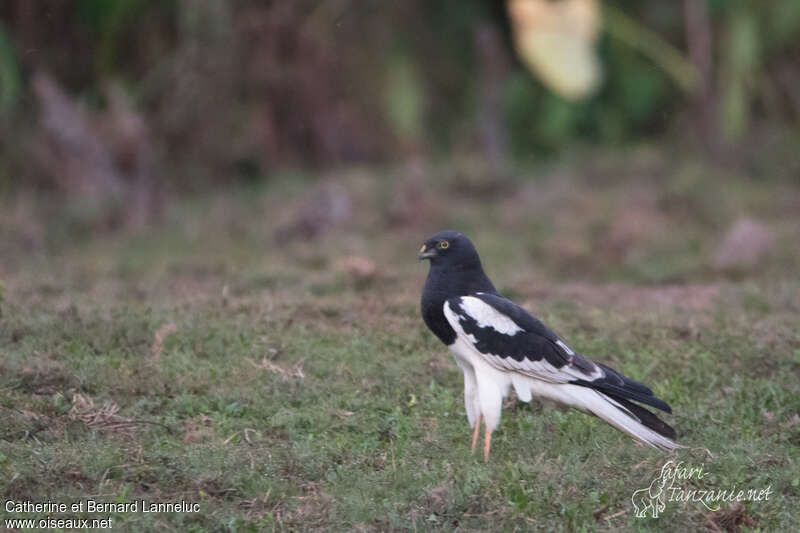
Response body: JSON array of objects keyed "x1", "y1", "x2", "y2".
[{"x1": 443, "y1": 293, "x2": 671, "y2": 413}]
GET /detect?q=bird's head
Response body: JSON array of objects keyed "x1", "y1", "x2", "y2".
[{"x1": 418, "y1": 230, "x2": 480, "y2": 269}]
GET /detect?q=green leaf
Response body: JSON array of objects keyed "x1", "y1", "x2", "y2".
[
  {"x1": 728, "y1": 9, "x2": 760, "y2": 76},
  {"x1": 720, "y1": 6, "x2": 761, "y2": 141},
  {"x1": 384, "y1": 55, "x2": 424, "y2": 144},
  {"x1": 0, "y1": 24, "x2": 21, "y2": 112}
]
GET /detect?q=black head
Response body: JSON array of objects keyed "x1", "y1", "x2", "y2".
[
  {"x1": 418, "y1": 230, "x2": 496, "y2": 344},
  {"x1": 418, "y1": 230, "x2": 481, "y2": 270}
]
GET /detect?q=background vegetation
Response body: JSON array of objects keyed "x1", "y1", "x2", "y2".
[{"x1": 1, "y1": 1, "x2": 799, "y2": 193}]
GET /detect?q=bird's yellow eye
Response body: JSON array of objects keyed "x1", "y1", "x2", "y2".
[{"x1": 439, "y1": 240, "x2": 449, "y2": 249}]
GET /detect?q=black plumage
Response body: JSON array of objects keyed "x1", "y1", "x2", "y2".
[
  {"x1": 449, "y1": 293, "x2": 576, "y2": 370},
  {"x1": 420, "y1": 230, "x2": 495, "y2": 345}
]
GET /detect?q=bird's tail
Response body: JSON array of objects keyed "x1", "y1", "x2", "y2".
[
  {"x1": 532, "y1": 382, "x2": 683, "y2": 451},
  {"x1": 586, "y1": 388, "x2": 683, "y2": 451}
]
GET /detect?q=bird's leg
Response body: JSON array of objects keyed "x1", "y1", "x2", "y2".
[
  {"x1": 483, "y1": 426, "x2": 492, "y2": 462},
  {"x1": 471, "y1": 414, "x2": 482, "y2": 455}
]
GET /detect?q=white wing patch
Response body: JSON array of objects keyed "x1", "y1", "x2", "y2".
[
  {"x1": 555, "y1": 340, "x2": 575, "y2": 355},
  {"x1": 457, "y1": 296, "x2": 523, "y2": 335},
  {"x1": 443, "y1": 298, "x2": 603, "y2": 384}
]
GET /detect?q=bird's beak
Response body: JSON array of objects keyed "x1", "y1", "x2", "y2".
[{"x1": 418, "y1": 244, "x2": 436, "y2": 261}]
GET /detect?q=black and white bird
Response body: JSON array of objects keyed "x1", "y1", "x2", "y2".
[{"x1": 418, "y1": 230, "x2": 681, "y2": 460}]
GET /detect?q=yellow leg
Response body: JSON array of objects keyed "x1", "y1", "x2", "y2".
[
  {"x1": 471, "y1": 414, "x2": 482, "y2": 454},
  {"x1": 484, "y1": 426, "x2": 492, "y2": 462}
]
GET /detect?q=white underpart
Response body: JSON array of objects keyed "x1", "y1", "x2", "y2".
[
  {"x1": 453, "y1": 354, "x2": 479, "y2": 427},
  {"x1": 448, "y1": 335, "x2": 507, "y2": 433},
  {"x1": 443, "y1": 300, "x2": 682, "y2": 451}
]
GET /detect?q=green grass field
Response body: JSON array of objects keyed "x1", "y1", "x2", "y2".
[{"x1": 2, "y1": 152, "x2": 799, "y2": 531}]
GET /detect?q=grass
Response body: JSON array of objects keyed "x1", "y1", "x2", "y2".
[{"x1": 1, "y1": 149, "x2": 799, "y2": 531}]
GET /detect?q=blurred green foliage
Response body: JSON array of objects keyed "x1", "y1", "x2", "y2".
[
  {"x1": 0, "y1": 0, "x2": 798, "y2": 181},
  {"x1": 499, "y1": 0, "x2": 800, "y2": 152},
  {"x1": 384, "y1": 54, "x2": 425, "y2": 148},
  {"x1": 714, "y1": 0, "x2": 800, "y2": 140},
  {"x1": 0, "y1": 23, "x2": 21, "y2": 111},
  {"x1": 77, "y1": 0, "x2": 148, "y2": 75}
]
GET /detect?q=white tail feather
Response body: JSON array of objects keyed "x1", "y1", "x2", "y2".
[{"x1": 527, "y1": 380, "x2": 684, "y2": 451}]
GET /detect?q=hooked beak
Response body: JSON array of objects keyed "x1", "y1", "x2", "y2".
[{"x1": 418, "y1": 244, "x2": 436, "y2": 261}]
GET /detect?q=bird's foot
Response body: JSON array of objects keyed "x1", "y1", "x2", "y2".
[
  {"x1": 484, "y1": 427, "x2": 492, "y2": 462},
  {"x1": 471, "y1": 414, "x2": 482, "y2": 455}
]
